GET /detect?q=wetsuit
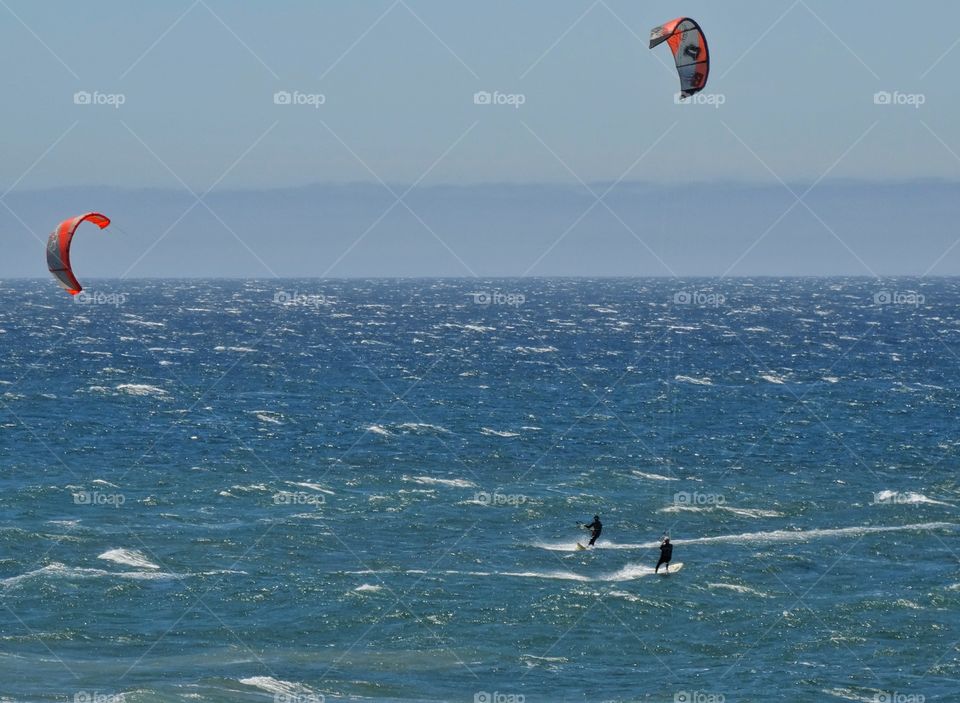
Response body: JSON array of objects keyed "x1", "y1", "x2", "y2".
[
  {"x1": 585, "y1": 518, "x2": 602, "y2": 546},
  {"x1": 655, "y1": 540, "x2": 673, "y2": 572}
]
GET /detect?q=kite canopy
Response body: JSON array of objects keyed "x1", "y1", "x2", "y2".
[
  {"x1": 46, "y1": 212, "x2": 111, "y2": 295},
  {"x1": 649, "y1": 17, "x2": 710, "y2": 99}
]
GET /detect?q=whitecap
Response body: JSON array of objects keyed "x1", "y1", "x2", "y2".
[
  {"x1": 872, "y1": 490, "x2": 953, "y2": 507},
  {"x1": 675, "y1": 375, "x2": 713, "y2": 386},
  {"x1": 481, "y1": 428, "x2": 520, "y2": 438},
  {"x1": 116, "y1": 384, "x2": 168, "y2": 397},
  {"x1": 632, "y1": 470, "x2": 679, "y2": 482},
  {"x1": 396, "y1": 422, "x2": 451, "y2": 434},
  {"x1": 707, "y1": 582, "x2": 770, "y2": 598},
  {"x1": 238, "y1": 677, "x2": 317, "y2": 698},
  {"x1": 406, "y1": 476, "x2": 477, "y2": 489},
  {"x1": 98, "y1": 549, "x2": 159, "y2": 570}
]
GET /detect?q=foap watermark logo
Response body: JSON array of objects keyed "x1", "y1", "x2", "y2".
[
  {"x1": 74, "y1": 291, "x2": 127, "y2": 307},
  {"x1": 673, "y1": 290, "x2": 725, "y2": 308},
  {"x1": 675, "y1": 692, "x2": 725, "y2": 703},
  {"x1": 674, "y1": 491, "x2": 725, "y2": 507},
  {"x1": 675, "y1": 92, "x2": 725, "y2": 109},
  {"x1": 873, "y1": 91, "x2": 925, "y2": 109},
  {"x1": 74, "y1": 692, "x2": 125, "y2": 703},
  {"x1": 874, "y1": 692, "x2": 925, "y2": 703},
  {"x1": 470, "y1": 291, "x2": 525, "y2": 307},
  {"x1": 273, "y1": 491, "x2": 326, "y2": 507},
  {"x1": 274, "y1": 693, "x2": 324, "y2": 703},
  {"x1": 474, "y1": 491, "x2": 528, "y2": 507},
  {"x1": 874, "y1": 290, "x2": 925, "y2": 307},
  {"x1": 872, "y1": 491, "x2": 930, "y2": 506},
  {"x1": 73, "y1": 91, "x2": 126, "y2": 109},
  {"x1": 73, "y1": 491, "x2": 126, "y2": 508},
  {"x1": 274, "y1": 90, "x2": 326, "y2": 109},
  {"x1": 474, "y1": 692, "x2": 524, "y2": 703},
  {"x1": 473, "y1": 90, "x2": 526, "y2": 109},
  {"x1": 273, "y1": 290, "x2": 327, "y2": 309}
]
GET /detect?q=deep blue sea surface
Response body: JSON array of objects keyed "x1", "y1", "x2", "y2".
[{"x1": 0, "y1": 278, "x2": 958, "y2": 703}]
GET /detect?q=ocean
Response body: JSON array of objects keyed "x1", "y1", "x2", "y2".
[{"x1": 0, "y1": 278, "x2": 957, "y2": 703}]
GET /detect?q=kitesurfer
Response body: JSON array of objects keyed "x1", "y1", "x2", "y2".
[
  {"x1": 581, "y1": 515, "x2": 602, "y2": 546},
  {"x1": 655, "y1": 536, "x2": 673, "y2": 573}
]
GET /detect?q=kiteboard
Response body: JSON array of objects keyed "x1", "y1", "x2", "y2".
[
  {"x1": 576, "y1": 543, "x2": 587, "y2": 551},
  {"x1": 656, "y1": 562, "x2": 683, "y2": 575}
]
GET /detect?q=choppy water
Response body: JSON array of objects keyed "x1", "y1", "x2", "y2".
[{"x1": 0, "y1": 278, "x2": 958, "y2": 702}]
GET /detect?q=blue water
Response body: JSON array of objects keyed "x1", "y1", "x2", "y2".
[{"x1": 1, "y1": 278, "x2": 958, "y2": 703}]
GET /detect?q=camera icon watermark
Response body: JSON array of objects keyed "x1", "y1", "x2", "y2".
[
  {"x1": 675, "y1": 92, "x2": 725, "y2": 108},
  {"x1": 873, "y1": 290, "x2": 925, "y2": 307},
  {"x1": 672, "y1": 290, "x2": 725, "y2": 307},
  {"x1": 74, "y1": 290, "x2": 127, "y2": 307},
  {"x1": 674, "y1": 491, "x2": 725, "y2": 507},
  {"x1": 473, "y1": 491, "x2": 528, "y2": 507},
  {"x1": 274, "y1": 694, "x2": 325, "y2": 703},
  {"x1": 874, "y1": 692, "x2": 925, "y2": 703},
  {"x1": 73, "y1": 491, "x2": 126, "y2": 508},
  {"x1": 473, "y1": 91, "x2": 526, "y2": 109},
  {"x1": 274, "y1": 90, "x2": 326, "y2": 109},
  {"x1": 74, "y1": 691, "x2": 125, "y2": 703},
  {"x1": 273, "y1": 290, "x2": 327, "y2": 308},
  {"x1": 470, "y1": 291, "x2": 525, "y2": 307},
  {"x1": 73, "y1": 91, "x2": 126, "y2": 109},
  {"x1": 873, "y1": 91, "x2": 925, "y2": 109},
  {"x1": 272, "y1": 491, "x2": 326, "y2": 507},
  {"x1": 674, "y1": 691, "x2": 725, "y2": 703},
  {"x1": 474, "y1": 692, "x2": 525, "y2": 703}
]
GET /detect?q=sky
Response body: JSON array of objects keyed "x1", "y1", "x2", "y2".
[{"x1": 1, "y1": 1, "x2": 959, "y2": 277}]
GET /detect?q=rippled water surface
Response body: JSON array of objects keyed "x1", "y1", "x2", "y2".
[{"x1": 0, "y1": 278, "x2": 957, "y2": 702}]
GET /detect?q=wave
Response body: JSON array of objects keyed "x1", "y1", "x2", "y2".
[
  {"x1": 821, "y1": 687, "x2": 883, "y2": 703},
  {"x1": 675, "y1": 375, "x2": 713, "y2": 386},
  {"x1": 632, "y1": 470, "x2": 679, "y2": 482},
  {"x1": 238, "y1": 677, "x2": 318, "y2": 698},
  {"x1": 1, "y1": 563, "x2": 244, "y2": 588},
  {"x1": 97, "y1": 549, "x2": 159, "y2": 570},
  {"x1": 285, "y1": 481, "x2": 335, "y2": 495},
  {"x1": 440, "y1": 323, "x2": 495, "y2": 333},
  {"x1": 707, "y1": 582, "x2": 770, "y2": 598},
  {"x1": 116, "y1": 383, "x2": 168, "y2": 397},
  {"x1": 396, "y1": 422, "x2": 450, "y2": 434},
  {"x1": 228, "y1": 483, "x2": 271, "y2": 494},
  {"x1": 122, "y1": 318, "x2": 165, "y2": 328},
  {"x1": 353, "y1": 583, "x2": 383, "y2": 593},
  {"x1": 530, "y1": 522, "x2": 957, "y2": 552},
  {"x1": 658, "y1": 505, "x2": 783, "y2": 518},
  {"x1": 481, "y1": 427, "x2": 520, "y2": 438},
  {"x1": 406, "y1": 476, "x2": 477, "y2": 489},
  {"x1": 345, "y1": 565, "x2": 660, "y2": 583},
  {"x1": 252, "y1": 411, "x2": 283, "y2": 425},
  {"x1": 872, "y1": 490, "x2": 953, "y2": 507}
]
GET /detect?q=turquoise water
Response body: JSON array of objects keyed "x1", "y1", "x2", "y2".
[{"x1": 0, "y1": 278, "x2": 957, "y2": 702}]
